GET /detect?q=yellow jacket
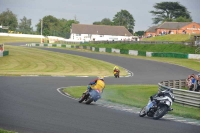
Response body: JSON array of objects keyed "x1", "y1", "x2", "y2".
[{"x1": 91, "y1": 79, "x2": 105, "y2": 93}]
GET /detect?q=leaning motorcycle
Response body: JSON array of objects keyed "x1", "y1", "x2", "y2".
[
  {"x1": 139, "y1": 89, "x2": 175, "y2": 120},
  {"x1": 78, "y1": 85, "x2": 101, "y2": 104},
  {"x1": 114, "y1": 70, "x2": 120, "y2": 78}
]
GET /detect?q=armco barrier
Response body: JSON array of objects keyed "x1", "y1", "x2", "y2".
[
  {"x1": 158, "y1": 81, "x2": 200, "y2": 107},
  {"x1": 120, "y1": 49, "x2": 129, "y2": 54},
  {"x1": 106, "y1": 48, "x2": 112, "y2": 53},
  {"x1": 152, "y1": 52, "x2": 188, "y2": 59},
  {"x1": 138, "y1": 51, "x2": 146, "y2": 56}
]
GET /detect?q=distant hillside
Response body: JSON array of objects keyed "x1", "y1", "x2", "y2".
[{"x1": 141, "y1": 34, "x2": 191, "y2": 42}]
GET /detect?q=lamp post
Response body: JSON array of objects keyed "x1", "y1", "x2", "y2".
[{"x1": 41, "y1": 19, "x2": 43, "y2": 43}]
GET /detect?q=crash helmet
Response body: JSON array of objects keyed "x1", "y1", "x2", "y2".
[{"x1": 98, "y1": 76, "x2": 104, "y2": 81}]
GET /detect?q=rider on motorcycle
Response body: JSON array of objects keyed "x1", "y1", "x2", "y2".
[
  {"x1": 113, "y1": 66, "x2": 120, "y2": 76},
  {"x1": 84, "y1": 76, "x2": 105, "y2": 94},
  {"x1": 150, "y1": 89, "x2": 174, "y2": 111}
]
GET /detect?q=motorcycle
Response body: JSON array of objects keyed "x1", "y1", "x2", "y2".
[
  {"x1": 78, "y1": 85, "x2": 101, "y2": 104},
  {"x1": 139, "y1": 89, "x2": 175, "y2": 120},
  {"x1": 114, "y1": 70, "x2": 120, "y2": 78}
]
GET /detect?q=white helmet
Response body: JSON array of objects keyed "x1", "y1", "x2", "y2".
[{"x1": 98, "y1": 76, "x2": 104, "y2": 80}]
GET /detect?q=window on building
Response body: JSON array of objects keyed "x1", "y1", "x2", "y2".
[{"x1": 193, "y1": 25, "x2": 196, "y2": 28}]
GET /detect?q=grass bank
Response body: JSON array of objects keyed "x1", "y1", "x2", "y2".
[
  {"x1": 141, "y1": 34, "x2": 190, "y2": 41},
  {"x1": 0, "y1": 45, "x2": 127, "y2": 76},
  {"x1": 63, "y1": 85, "x2": 200, "y2": 120},
  {"x1": 0, "y1": 36, "x2": 40, "y2": 43},
  {"x1": 81, "y1": 43, "x2": 197, "y2": 54}
]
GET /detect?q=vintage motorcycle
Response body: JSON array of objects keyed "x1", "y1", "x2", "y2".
[
  {"x1": 78, "y1": 85, "x2": 101, "y2": 104},
  {"x1": 139, "y1": 89, "x2": 175, "y2": 120}
]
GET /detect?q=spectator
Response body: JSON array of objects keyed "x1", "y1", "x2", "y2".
[
  {"x1": 194, "y1": 74, "x2": 200, "y2": 92},
  {"x1": 186, "y1": 75, "x2": 192, "y2": 89},
  {"x1": 189, "y1": 74, "x2": 196, "y2": 91}
]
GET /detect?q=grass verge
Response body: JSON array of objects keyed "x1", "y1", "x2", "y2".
[
  {"x1": 63, "y1": 85, "x2": 200, "y2": 120},
  {"x1": 0, "y1": 129, "x2": 15, "y2": 133},
  {"x1": 141, "y1": 34, "x2": 191, "y2": 41},
  {"x1": 0, "y1": 36, "x2": 41, "y2": 43},
  {"x1": 81, "y1": 43, "x2": 197, "y2": 54},
  {"x1": 0, "y1": 45, "x2": 127, "y2": 76}
]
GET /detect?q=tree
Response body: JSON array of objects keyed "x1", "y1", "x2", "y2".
[
  {"x1": 36, "y1": 15, "x2": 79, "y2": 38},
  {"x1": 173, "y1": 16, "x2": 192, "y2": 22},
  {"x1": 18, "y1": 16, "x2": 33, "y2": 34},
  {"x1": 0, "y1": 9, "x2": 18, "y2": 31},
  {"x1": 135, "y1": 31, "x2": 145, "y2": 36},
  {"x1": 64, "y1": 19, "x2": 79, "y2": 38},
  {"x1": 112, "y1": 10, "x2": 135, "y2": 34},
  {"x1": 93, "y1": 18, "x2": 113, "y2": 25},
  {"x1": 150, "y1": 2, "x2": 192, "y2": 24},
  {"x1": 36, "y1": 15, "x2": 59, "y2": 36}
]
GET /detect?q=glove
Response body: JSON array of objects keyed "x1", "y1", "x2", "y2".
[{"x1": 150, "y1": 96, "x2": 153, "y2": 101}]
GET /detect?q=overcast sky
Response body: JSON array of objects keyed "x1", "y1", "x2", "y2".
[{"x1": 0, "y1": 0, "x2": 199, "y2": 31}]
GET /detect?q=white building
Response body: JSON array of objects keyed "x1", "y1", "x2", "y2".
[{"x1": 70, "y1": 24, "x2": 138, "y2": 41}]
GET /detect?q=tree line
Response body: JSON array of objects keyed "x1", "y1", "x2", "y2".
[{"x1": 0, "y1": 2, "x2": 193, "y2": 38}]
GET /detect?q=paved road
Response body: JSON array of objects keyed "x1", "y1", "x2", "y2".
[{"x1": 0, "y1": 43, "x2": 199, "y2": 133}]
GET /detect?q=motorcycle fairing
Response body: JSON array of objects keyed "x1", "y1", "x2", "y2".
[{"x1": 89, "y1": 89, "x2": 101, "y2": 102}]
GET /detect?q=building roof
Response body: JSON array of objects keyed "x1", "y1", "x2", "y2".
[
  {"x1": 157, "y1": 22, "x2": 192, "y2": 30},
  {"x1": 71, "y1": 24, "x2": 133, "y2": 36},
  {"x1": 145, "y1": 26, "x2": 158, "y2": 32}
]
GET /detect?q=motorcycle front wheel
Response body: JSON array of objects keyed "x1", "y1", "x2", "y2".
[
  {"x1": 153, "y1": 105, "x2": 168, "y2": 120},
  {"x1": 78, "y1": 93, "x2": 86, "y2": 103},
  {"x1": 139, "y1": 106, "x2": 146, "y2": 117}
]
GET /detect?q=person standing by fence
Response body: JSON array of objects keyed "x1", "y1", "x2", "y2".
[
  {"x1": 188, "y1": 74, "x2": 196, "y2": 91},
  {"x1": 194, "y1": 74, "x2": 200, "y2": 92}
]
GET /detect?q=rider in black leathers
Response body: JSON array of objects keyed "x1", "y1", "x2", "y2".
[{"x1": 150, "y1": 89, "x2": 174, "y2": 111}]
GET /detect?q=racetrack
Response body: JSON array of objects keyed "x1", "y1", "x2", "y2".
[{"x1": 0, "y1": 43, "x2": 199, "y2": 133}]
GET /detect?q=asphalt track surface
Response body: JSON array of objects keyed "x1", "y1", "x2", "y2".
[{"x1": 0, "y1": 43, "x2": 199, "y2": 133}]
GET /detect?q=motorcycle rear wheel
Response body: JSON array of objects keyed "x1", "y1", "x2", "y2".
[
  {"x1": 85, "y1": 96, "x2": 93, "y2": 104},
  {"x1": 139, "y1": 106, "x2": 146, "y2": 117},
  {"x1": 153, "y1": 105, "x2": 168, "y2": 120}
]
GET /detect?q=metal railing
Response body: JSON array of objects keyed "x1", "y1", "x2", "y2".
[
  {"x1": 195, "y1": 47, "x2": 200, "y2": 54},
  {"x1": 158, "y1": 81, "x2": 200, "y2": 107}
]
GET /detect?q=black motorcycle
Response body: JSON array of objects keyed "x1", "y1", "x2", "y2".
[{"x1": 139, "y1": 89, "x2": 175, "y2": 120}]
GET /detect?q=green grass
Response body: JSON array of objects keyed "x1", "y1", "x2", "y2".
[
  {"x1": 0, "y1": 129, "x2": 15, "y2": 133},
  {"x1": 0, "y1": 45, "x2": 127, "y2": 76},
  {"x1": 63, "y1": 85, "x2": 200, "y2": 120},
  {"x1": 0, "y1": 36, "x2": 41, "y2": 43},
  {"x1": 142, "y1": 34, "x2": 191, "y2": 41},
  {"x1": 81, "y1": 43, "x2": 197, "y2": 54}
]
